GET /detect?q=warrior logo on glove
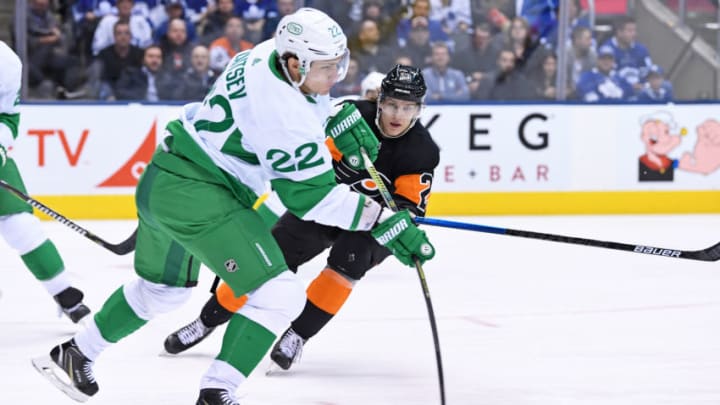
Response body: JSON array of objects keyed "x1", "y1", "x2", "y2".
[
  {"x1": 325, "y1": 102, "x2": 379, "y2": 170},
  {"x1": 371, "y1": 210, "x2": 435, "y2": 266},
  {"x1": 375, "y1": 217, "x2": 410, "y2": 245}
]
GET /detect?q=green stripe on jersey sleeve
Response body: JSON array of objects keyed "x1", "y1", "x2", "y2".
[
  {"x1": 270, "y1": 170, "x2": 337, "y2": 218},
  {"x1": 349, "y1": 194, "x2": 367, "y2": 230},
  {"x1": 0, "y1": 113, "x2": 20, "y2": 139}
]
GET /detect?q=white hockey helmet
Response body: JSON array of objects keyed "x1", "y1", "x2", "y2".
[
  {"x1": 360, "y1": 71, "x2": 385, "y2": 99},
  {"x1": 275, "y1": 8, "x2": 350, "y2": 88}
]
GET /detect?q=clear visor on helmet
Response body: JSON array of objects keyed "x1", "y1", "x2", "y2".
[
  {"x1": 379, "y1": 98, "x2": 421, "y2": 117},
  {"x1": 307, "y1": 49, "x2": 350, "y2": 83}
]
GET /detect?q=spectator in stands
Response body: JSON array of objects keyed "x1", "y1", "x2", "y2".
[
  {"x1": 131, "y1": 0, "x2": 165, "y2": 27},
  {"x1": 575, "y1": 45, "x2": 633, "y2": 102},
  {"x1": 115, "y1": 45, "x2": 172, "y2": 100},
  {"x1": 566, "y1": 25, "x2": 596, "y2": 86},
  {"x1": 71, "y1": 0, "x2": 114, "y2": 27},
  {"x1": 330, "y1": 57, "x2": 363, "y2": 98},
  {"x1": 234, "y1": 0, "x2": 276, "y2": 43},
  {"x1": 199, "y1": 0, "x2": 235, "y2": 45},
  {"x1": 153, "y1": 0, "x2": 198, "y2": 43},
  {"x1": 637, "y1": 65, "x2": 673, "y2": 103},
  {"x1": 449, "y1": 18, "x2": 473, "y2": 54},
  {"x1": 92, "y1": 0, "x2": 153, "y2": 55},
  {"x1": 242, "y1": 16, "x2": 266, "y2": 45},
  {"x1": 183, "y1": 0, "x2": 211, "y2": 26},
  {"x1": 453, "y1": 22, "x2": 500, "y2": 88},
  {"x1": 234, "y1": 0, "x2": 276, "y2": 21},
  {"x1": 471, "y1": 0, "x2": 514, "y2": 33},
  {"x1": 600, "y1": 16, "x2": 653, "y2": 92},
  {"x1": 262, "y1": 0, "x2": 296, "y2": 41},
  {"x1": 475, "y1": 47, "x2": 539, "y2": 100},
  {"x1": 71, "y1": 0, "x2": 116, "y2": 61},
  {"x1": 209, "y1": 16, "x2": 253, "y2": 73},
  {"x1": 540, "y1": 0, "x2": 591, "y2": 50},
  {"x1": 396, "y1": 0, "x2": 451, "y2": 48},
  {"x1": 90, "y1": 20, "x2": 145, "y2": 99},
  {"x1": 173, "y1": 44, "x2": 216, "y2": 100},
  {"x1": 25, "y1": 0, "x2": 84, "y2": 98},
  {"x1": 394, "y1": 53, "x2": 414, "y2": 68},
  {"x1": 349, "y1": 19, "x2": 397, "y2": 75},
  {"x1": 429, "y1": 0, "x2": 472, "y2": 36},
  {"x1": 518, "y1": 0, "x2": 558, "y2": 41},
  {"x1": 422, "y1": 42, "x2": 470, "y2": 102},
  {"x1": 159, "y1": 18, "x2": 195, "y2": 77},
  {"x1": 351, "y1": 0, "x2": 400, "y2": 45},
  {"x1": 305, "y1": 0, "x2": 356, "y2": 28},
  {"x1": 529, "y1": 52, "x2": 571, "y2": 100},
  {"x1": 503, "y1": 16, "x2": 548, "y2": 75},
  {"x1": 401, "y1": 16, "x2": 435, "y2": 68}
]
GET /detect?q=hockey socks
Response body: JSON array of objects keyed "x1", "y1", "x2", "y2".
[
  {"x1": 217, "y1": 314, "x2": 276, "y2": 376},
  {"x1": 21, "y1": 239, "x2": 64, "y2": 281},
  {"x1": 93, "y1": 287, "x2": 148, "y2": 343},
  {"x1": 293, "y1": 268, "x2": 353, "y2": 339}
]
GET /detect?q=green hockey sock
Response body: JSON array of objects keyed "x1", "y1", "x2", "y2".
[
  {"x1": 217, "y1": 314, "x2": 276, "y2": 376},
  {"x1": 93, "y1": 287, "x2": 148, "y2": 343},
  {"x1": 21, "y1": 240, "x2": 64, "y2": 281}
]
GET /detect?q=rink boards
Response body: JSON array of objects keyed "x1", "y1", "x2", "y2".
[{"x1": 11, "y1": 102, "x2": 720, "y2": 219}]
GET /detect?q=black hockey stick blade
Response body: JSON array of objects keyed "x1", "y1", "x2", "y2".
[
  {"x1": 0, "y1": 180, "x2": 137, "y2": 255},
  {"x1": 415, "y1": 217, "x2": 720, "y2": 262}
]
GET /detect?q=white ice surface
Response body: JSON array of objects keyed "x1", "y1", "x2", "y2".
[{"x1": 1, "y1": 215, "x2": 719, "y2": 405}]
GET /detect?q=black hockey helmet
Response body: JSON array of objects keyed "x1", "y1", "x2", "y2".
[{"x1": 380, "y1": 64, "x2": 427, "y2": 103}]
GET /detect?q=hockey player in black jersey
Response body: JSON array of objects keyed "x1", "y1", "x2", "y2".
[{"x1": 164, "y1": 64, "x2": 440, "y2": 371}]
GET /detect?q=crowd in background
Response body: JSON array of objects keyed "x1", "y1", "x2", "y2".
[{"x1": 13, "y1": 0, "x2": 675, "y2": 103}]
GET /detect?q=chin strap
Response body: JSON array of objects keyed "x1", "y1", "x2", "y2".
[{"x1": 279, "y1": 59, "x2": 306, "y2": 92}]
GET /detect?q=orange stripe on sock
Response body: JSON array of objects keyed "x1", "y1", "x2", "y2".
[
  {"x1": 306, "y1": 268, "x2": 353, "y2": 315},
  {"x1": 216, "y1": 282, "x2": 248, "y2": 312}
]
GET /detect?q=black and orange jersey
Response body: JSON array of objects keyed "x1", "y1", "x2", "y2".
[{"x1": 325, "y1": 99, "x2": 440, "y2": 217}]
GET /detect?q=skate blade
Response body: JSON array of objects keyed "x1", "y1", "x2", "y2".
[
  {"x1": 265, "y1": 361, "x2": 280, "y2": 376},
  {"x1": 31, "y1": 355, "x2": 91, "y2": 403},
  {"x1": 76, "y1": 315, "x2": 92, "y2": 328},
  {"x1": 158, "y1": 349, "x2": 178, "y2": 357},
  {"x1": 265, "y1": 359, "x2": 292, "y2": 376}
]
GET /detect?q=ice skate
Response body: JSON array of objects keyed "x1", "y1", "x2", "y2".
[
  {"x1": 32, "y1": 338, "x2": 98, "y2": 402},
  {"x1": 269, "y1": 328, "x2": 305, "y2": 371},
  {"x1": 196, "y1": 388, "x2": 241, "y2": 405},
  {"x1": 163, "y1": 318, "x2": 216, "y2": 355},
  {"x1": 54, "y1": 287, "x2": 91, "y2": 324}
]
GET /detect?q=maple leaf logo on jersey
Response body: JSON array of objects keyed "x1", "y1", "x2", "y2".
[{"x1": 97, "y1": 120, "x2": 157, "y2": 187}]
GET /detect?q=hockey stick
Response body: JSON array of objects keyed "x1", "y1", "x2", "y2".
[
  {"x1": 0, "y1": 180, "x2": 137, "y2": 255},
  {"x1": 414, "y1": 217, "x2": 720, "y2": 262},
  {"x1": 360, "y1": 148, "x2": 446, "y2": 405}
]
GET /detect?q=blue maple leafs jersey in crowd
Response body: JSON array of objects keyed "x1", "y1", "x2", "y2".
[
  {"x1": 637, "y1": 81, "x2": 674, "y2": 103},
  {"x1": 601, "y1": 37, "x2": 653, "y2": 86},
  {"x1": 576, "y1": 68, "x2": 634, "y2": 102}
]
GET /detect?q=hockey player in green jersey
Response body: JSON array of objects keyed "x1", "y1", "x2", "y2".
[
  {"x1": 0, "y1": 41, "x2": 91, "y2": 323},
  {"x1": 33, "y1": 8, "x2": 435, "y2": 405},
  {"x1": 162, "y1": 65, "x2": 440, "y2": 374}
]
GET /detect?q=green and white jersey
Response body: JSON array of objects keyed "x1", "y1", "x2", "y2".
[
  {"x1": 0, "y1": 40, "x2": 21, "y2": 149},
  {"x1": 167, "y1": 39, "x2": 377, "y2": 231}
]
